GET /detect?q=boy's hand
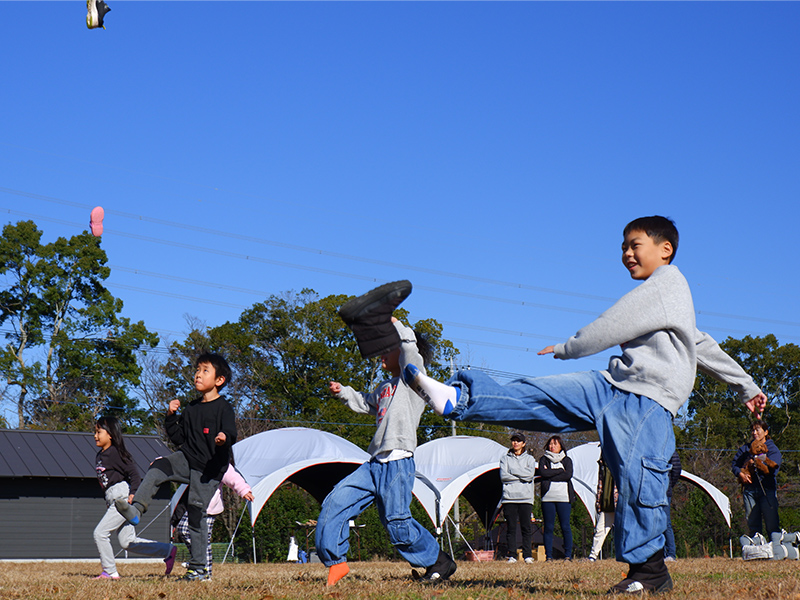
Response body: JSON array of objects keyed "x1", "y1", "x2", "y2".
[
  {"x1": 128, "y1": 494, "x2": 135, "y2": 504},
  {"x1": 329, "y1": 381, "x2": 342, "y2": 394},
  {"x1": 167, "y1": 399, "x2": 181, "y2": 415},
  {"x1": 738, "y1": 471, "x2": 752, "y2": 485},
  {"x1": 538, "y1": 345, "x2": 562, "y2": 358},
  {"x1": 745, "y1": 392, "x2": 767, "y2": 419},
  {"x1": 215, "y1": 432, "x2": 227, "y2": 446},
  {"x1": 243, "y1": 492, "x2": 255, "y2": 502}
]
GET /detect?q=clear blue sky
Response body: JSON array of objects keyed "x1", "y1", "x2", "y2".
[{"x1": 1, "y1": 2, "x2": 799, "y2": 426}]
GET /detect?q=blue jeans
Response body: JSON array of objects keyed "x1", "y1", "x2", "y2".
[
  {"x1": 315, "y1": 457, "x2": 440, "y2": 568},
  {"x1": 743, "y1": 486, "x2": 780, "y2": 537},
  {"x1": 541, "y1": 501, "x2": 573, "y2": 559},
  {"x1": 449, "y1": 369, "x2": 674, "y2": 564},
  {"x1": 663, "y1": 502, "x2": 676, "y2": 558}
]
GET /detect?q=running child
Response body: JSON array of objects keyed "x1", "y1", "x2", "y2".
[
  {"x1": 116, "y1": 352, "x2": 237, "y2": 582},
  {"x1": 93, "y1": 416, "x2": 177, "y2": 579},
  {"x1": 405, "y1": 216, "x2": 767, "y2": 594},
  {"x1": 172, "y1": 463, "x2": 254, "y2": 580},
  {"x1": 316, "y1": 281, "x2": 456, "y2": 586}
]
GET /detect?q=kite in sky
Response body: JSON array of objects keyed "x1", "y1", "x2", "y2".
[
  {"x1": 90, "y1": 206, "x2": 104, "y2": 237},
  {"x1": 86, "y1": 0, "x2": 111, "y2": 30}
]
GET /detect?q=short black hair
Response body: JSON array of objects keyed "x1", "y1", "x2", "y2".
[
  {"x1": 414, "y1": 329, "x2": 433, "y2": 367},
  {"x1": 195, "y1": 352, "x2": 232, "y2": 390},
  {"x1": 623, "y1": 216, "x2": 679, "y2": 263}
]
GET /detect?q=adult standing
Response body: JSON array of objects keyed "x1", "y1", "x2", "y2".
[
  {"x1": 664, "y1": 450, "x2": 681, "y2": 561},
  {"x1": 538, "y1": 435, "x2": 574, "y2": 561},
  {"x1": 588, "y1": 454, "x2": 617, "y2": 561},
  {"x1": 499, "y1": 432, "x2": 536, "y2": 563},
  {"x1": 731, "y1": 420, "x2": 781, "y2": 538}
]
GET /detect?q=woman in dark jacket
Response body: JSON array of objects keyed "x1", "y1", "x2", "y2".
[{"x1": 538, "y1": 435, "x2": 574, "y2": 560}]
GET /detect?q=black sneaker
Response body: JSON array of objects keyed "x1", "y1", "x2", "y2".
[
  {"x1": 609, "y1": 549, "x2": 673, "y2": 594},
  {"x1": 86, "y1": 0, "x2": 111, "y2": 29},
  {"x1": 181, "y1": 567, "x2": 210, "y2": 582},
  {"x1": 338, "y1": 280, "x2": 412, "y2": 359},
  {"x1": 412, "y1": 550, "x2": 457, "y2": 583}
]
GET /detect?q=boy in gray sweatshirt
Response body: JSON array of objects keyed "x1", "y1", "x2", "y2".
[
  {"x1": 316, "y1": 282, "x2": 456, "y2": 586},
  {"x1": 405, "y1": 216, "x2": 766, "y2": 594}
]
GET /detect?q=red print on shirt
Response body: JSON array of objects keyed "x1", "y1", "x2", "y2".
[
  {"x1": 376, "y1": 384, "x2": 396, "y2": 426},
  {"x1": 203, "y1": 428, "x2": 210, "y2": 434}
]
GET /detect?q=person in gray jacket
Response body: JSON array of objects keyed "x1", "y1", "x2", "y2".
[
  {"x1": 317, "y1": 282, "x2": 456, "y2": 586},
  {"x1": 405, "y1": 216, "x2": 767, "y2": 594},
  {"x1": 500, "y1": 432, "x2": 536, "y2": 563}
]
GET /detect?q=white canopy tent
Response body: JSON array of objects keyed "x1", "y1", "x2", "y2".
[
  {"x1": 412, "y1": 436, "x2": 509, "y2": 530},
  {"x1": 568, "y1": 442, "x2": 731, "y2": 528}
]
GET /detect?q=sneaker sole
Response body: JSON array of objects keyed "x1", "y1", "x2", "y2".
[{"x1": 338, "y1": 280, "x2": 412, "y2": 323}]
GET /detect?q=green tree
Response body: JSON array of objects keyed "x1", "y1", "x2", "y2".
[{"x1": 0, "y1": 220, "x2": 158, "y2": 430}]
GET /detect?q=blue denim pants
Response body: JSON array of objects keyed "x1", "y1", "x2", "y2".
[
  {"x1": 449, "y1": 369, "x2": 674, "y2": 565},
  {"x1": 743, "y1": 486, "x2": 780, "y2": 537},
  {"x1": 315, "y1": 456, "x2": 440, "y2": 568},
  {"x1": 541, "y1": 501, "x2": 573, "y2": 559}
]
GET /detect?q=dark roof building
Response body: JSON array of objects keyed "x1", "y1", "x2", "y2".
[{"x1": 0, "y1": 429, "x2": 173, "y2": 560}]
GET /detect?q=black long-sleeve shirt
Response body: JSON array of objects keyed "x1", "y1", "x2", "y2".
[
  {"x1": 96, "y1": 445, "x2": 142, "y2": 494},
  {"x1": 164, "y1": 395, "x2": 237, "y2": 480}
]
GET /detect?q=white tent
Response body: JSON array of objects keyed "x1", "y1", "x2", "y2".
[
  {"x1": 412, "y1": 436, "x2": 509, "y2": 530},
  {"x1": 569, "y1": 442, "x2": 731, "y2": 528},
  {"x1": 235, "y1": 427, "x2": 371, "y2": 526}
]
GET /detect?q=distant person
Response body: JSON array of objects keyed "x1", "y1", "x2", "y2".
[
  {"x1": 172, "y1": 463, "x2": 254, "y2": 580},
  {"x1": 732, "y1": 420, "x2": 781, "y2": 538},
  {"x1": 116, "y1": 352, "x2": 237, "y2": 582},
  {"x1": 404, "y1": 215, "x2": 767, "y2": 593},
  {"x1": 663, "y1": 450, "x2": 681, "y2": 562},
  {"x1": 588, "y1": 453, "x2": 617, "y2": 562},
  {"x1": 499, "y1": 432, "x2": 536, "y2": 563},
  {"x1": 317, "y1": 282, "x2": 456, "y2": 587},
  {"x1": 93, "y1": 416, "x2": 177, "y2": 579},
  {"x1": 538, "y1": 435, "x2": 574, "y2": 561}
]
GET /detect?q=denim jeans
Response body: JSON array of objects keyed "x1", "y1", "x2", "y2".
[
  {"x1": 663, "y1": 502, "x2": 676, "y2": 558},
  {"x1": 316, "y1": 456, "x2": 440, "y2": 568},
  {"x1": 541, "y1": 501, "x2": 573, "y2": 559},
  {"x1": 743, "y1": 486, "x2": 780, "y2": 537},
  {"x1": 449, "y1": 369, "x2": 674, "y2": 564}
]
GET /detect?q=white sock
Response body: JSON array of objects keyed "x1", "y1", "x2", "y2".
[{"x1": 404, "y1": 365, "x2": 459, "y2": 416}]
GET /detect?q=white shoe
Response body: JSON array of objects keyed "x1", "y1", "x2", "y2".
[
  {"x1": 507, "y1": 557, "x2": 517, "y2": 563},
  {"x1": 524, "y1": 557, "x2": 535, "y2": 564}
]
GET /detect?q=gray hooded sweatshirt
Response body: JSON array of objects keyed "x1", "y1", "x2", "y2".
[
  {"x1": 499, "y1": 450, "x2": 536, "y2": 503},
  {"x1": 553, "y1": 265, "x2": 761, "y2": 416},
  {"x1": 336, "y1": 321, "x2": 426, "y2": 458}
]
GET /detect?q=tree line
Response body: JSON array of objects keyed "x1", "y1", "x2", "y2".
[{"x1": 1, "y1": 220, "x2": 798, "y2": 559}]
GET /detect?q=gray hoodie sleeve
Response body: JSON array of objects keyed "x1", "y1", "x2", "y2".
[
  {"x1": 336, "y1": 385, "x2": 378, "y2": 416},
  {"x1": 695, "y1": 330, "x2": 761, "y2": 403}
]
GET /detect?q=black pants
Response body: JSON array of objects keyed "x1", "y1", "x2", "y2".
[{"x1": 503, "y1": 502, "x2": 533, "y2": 559}]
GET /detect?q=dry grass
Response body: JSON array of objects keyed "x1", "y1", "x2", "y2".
[{"x1": 1, "y1": 558, "x2": 799, "y2": 600}]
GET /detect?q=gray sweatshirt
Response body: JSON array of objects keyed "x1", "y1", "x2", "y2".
[
  {"x1": 553, "y1": 265, "x2": 761, "y2": 416},
  {"x1": 499, "y1": 450, "x2": 536, "y2": 503},
  {"x1": 336, "y1": 321, "x2": 426, "y2": 458}
]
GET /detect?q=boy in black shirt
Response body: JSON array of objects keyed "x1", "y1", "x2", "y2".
[{"x1": 116, "y1": 352, "x2": 237, "y2": 581}]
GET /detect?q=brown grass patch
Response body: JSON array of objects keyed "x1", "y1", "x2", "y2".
[{"x1": 1, "y1": 558, "x2": 799, "y2": 600}]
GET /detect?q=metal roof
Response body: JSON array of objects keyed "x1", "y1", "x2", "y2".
[{"x1": 0, "y1": 429, "x2": 171, "y2": 479}]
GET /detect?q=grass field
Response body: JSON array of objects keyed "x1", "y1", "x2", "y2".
[{"x1": 2, "y1": 558, "x2": 799, "y2": 600}]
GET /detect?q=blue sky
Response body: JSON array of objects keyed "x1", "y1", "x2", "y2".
[{"x1": 1, "y1": 2, "x2": 799, "y2": 426}]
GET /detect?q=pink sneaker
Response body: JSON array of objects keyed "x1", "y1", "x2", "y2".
[
  {"x1": 94, "y1": 571, "x2": 120, "y2": 579},
  {"x1": 90, "y1": 206, "x2": 104, "y2": 237},
  {"x1": 164, "y1": 545, "x2": 178, "y2": 575}
]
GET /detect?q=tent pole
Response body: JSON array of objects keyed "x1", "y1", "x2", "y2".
[
  {"x1": 223, "y1": 503, "x2": 248, "y2": 565},
  {"x1": 252, "y1": 526, "x2": 257, "y2": 563}
]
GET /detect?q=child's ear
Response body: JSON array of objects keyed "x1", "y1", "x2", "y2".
[
  {"x1": 216, "y1": 375, "x2": 226, "y2": 387},
  {"x1": 660, "y1": 241, "x2": 673, "y2": 262}
]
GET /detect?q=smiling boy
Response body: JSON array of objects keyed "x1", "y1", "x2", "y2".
[
  {"x1": 405, "y1": 216, "x2": 766, "y2": 594},
  {"x1": 116, "y1": 352, "x2": 237, "y2": 581}
]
